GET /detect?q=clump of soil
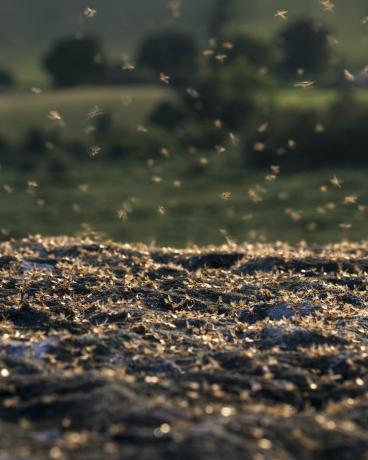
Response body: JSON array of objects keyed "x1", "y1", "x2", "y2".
[{"x1": 0, "y1": 237, "x2": 368, "y2": 459}]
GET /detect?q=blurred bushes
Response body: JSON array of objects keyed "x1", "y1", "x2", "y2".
[
  {"x1": 1, "y1": 121, "x2": 177, "y2": 173},
  {"x1": 244, "y1": 96, "x2": 368, "y2": 170},
  {"x1": 175, "y1": 120, "x2": 225, "y2": 150},
  {"x1": 43, "y1": 36, "x2": 105, "y2": 87},
  {"x1": 136, "y1": 31, "x2": 199, "y2": 87},
  {"x1": 0, "y1": 69, "x2": 15, "y2": 89},
  {"x1": 149, "y1": 101, "x2": 186, "y2": 131},
  {"x1": 4, "y1": 6, "x2": 368, "y2": 173},
  {"x1": 208, "y1": 0, "x2": 234, "y2": 38},
  {"x1": 37, "y1": 15, "x2": 337, "y2": 88},
  {"x1": 42, "y1": 31, "x2": 199, "y2": 87},
  {"x1": 150, "y1": 57, "x2": 275, "y2": 147},
  {"x1": 107, "y1": 126, "x2": 176, "y2": 161},
  {"x1": 2, "y1": 95, "x2": 368, "y2": 173},
  {"x1": 186, "y1": 58, "x2": 274, "y2": 131},
  {"x1": 212, "y1": 34, "x2": 273, "y2": 69},
  {"x1": 278, "y1": 19, "x2": 331, "y2": 77}
]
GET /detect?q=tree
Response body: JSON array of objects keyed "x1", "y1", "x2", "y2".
[
  {"x1": 279, "y1": 19, "x2": 331, "y2": 75},
  {"x1": 43, "y1": 36, "x2": 105, "y2": 87},
  {"x1": 136, "y1": 31, "x2": 199, "y2": 86},
  {"x1": 184, "y1": 57, "x2": 274, "y2": 131},
  {"x1": 218, "y1": 34, "x2": 272, "y2": 68},
  {"x1": 0, "y1": 69, "x2": 14, "y2": 88},
  {"x1": 149, "y1": 101, "x2": 185, "y2": 130},
  {"x1": 208, "y1": 0, "x2": 234, "y2": 39}
]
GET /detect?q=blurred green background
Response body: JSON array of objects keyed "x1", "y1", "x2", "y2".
[
  {"x1": 1, "y1": 0, "x2": 368, "y2": 84},
  {"x1": 0, "y1": 0, "x2": 368, "y2": 246}
]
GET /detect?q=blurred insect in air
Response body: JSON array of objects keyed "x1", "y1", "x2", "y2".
[
  {"x1": 89, "y1": 146, "x2": 102, "y2": 157},
  {"x1": 344, "y1": 69, "x2": 355, "y2": 82},
  {"x1": 319, "y1": 1, "x2": 335, "y2": 13},
  {"x1": 274, "y1": 10, "x2": 288, "y2": 20},
  {"x1": 293, "y1": 81, "x2": 315, "y2": 90},
  {"x1": 84, "y1": 7, "x2": 97, "y2": 18},
  {"x1": 160, "y1": 73, "x2": 170, "y2": 84},
  {"x1": 330, "y1": 175, "x2": 342, "y2": 188},
  {"x1": 48, "y1": 111, "x2": 64, "y2": 127},
  {"x1": 88, "y1": 106, "x2": 104, "y2": 119},
  {"x1": 168, "y1": 0, "x2": 181, "y2": 18}
]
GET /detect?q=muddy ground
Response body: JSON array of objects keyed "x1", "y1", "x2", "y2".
[{"x1": 0, "y1": 237, "x2": 368, "y2": 459}]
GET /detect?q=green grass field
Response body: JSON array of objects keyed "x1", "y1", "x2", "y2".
[
  {"x1": 0, "y1": 150, "x2": 366, "y2": 246},
  {"x1": 0, "y1": 82, "x2": 366, "y2": 247},
  {"x1": 0, "y1": 86, "x2": 171, "y2": 143},
  {"x1": 1, "y1": 86, "x2": 367, "y2": 144}
]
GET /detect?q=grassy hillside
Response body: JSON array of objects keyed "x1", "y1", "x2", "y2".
[
  {"x1": 1, "y1": 0, "x2": 367, "y2": 84},
  {"x1": 0, "y1": 86, "x2": 171, "y2": 142}
]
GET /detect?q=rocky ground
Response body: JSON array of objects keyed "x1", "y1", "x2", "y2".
[{"x1": 0, "y1": 237, "x2": 368, "y2": 460}]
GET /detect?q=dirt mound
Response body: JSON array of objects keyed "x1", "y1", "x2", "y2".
[{"x1": 0, "y1": 237, "x2": 368, "y2": 459}]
